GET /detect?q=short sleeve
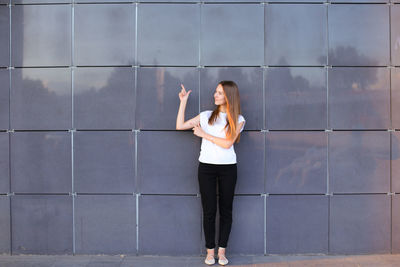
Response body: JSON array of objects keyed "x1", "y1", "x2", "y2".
[
  {"x1": 238, "y1": 115, "x2": 245, "y2": 132},
  {"x1": 200, "y1": 110, "x2": 212, "y2": 129}
]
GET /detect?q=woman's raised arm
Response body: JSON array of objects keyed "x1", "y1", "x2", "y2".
[{"x1": 176, "y1": 84, "x2": 200, "y2": 130}]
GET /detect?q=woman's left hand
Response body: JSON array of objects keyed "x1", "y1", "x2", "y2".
[{"x1": 192, "y1": 122, "x2": 205, "y2": 138}]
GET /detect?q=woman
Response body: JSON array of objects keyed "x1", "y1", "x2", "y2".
[{"x1": 176, "y1": 81, "x2": 245, "y2": 266}]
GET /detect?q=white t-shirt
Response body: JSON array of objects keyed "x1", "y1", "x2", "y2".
[{"x1": 198, "y1": 110, "x2": 245, "y2": 164}]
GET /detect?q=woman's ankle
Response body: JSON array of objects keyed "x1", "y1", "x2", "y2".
[{"x1": 218, "y1": 247, "x2": 226, "y2": 255}]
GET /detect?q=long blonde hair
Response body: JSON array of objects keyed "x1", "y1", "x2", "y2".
[{"x1": 208, "y1": 81, "x2": 242, "y2": 143}]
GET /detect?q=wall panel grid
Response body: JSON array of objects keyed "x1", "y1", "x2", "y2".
[{"x1": 0, "y1": 0, "x2": 399, "y2": 256}]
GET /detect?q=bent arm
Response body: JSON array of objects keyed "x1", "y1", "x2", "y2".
[
  {"x1": 176, "y1": 101, "x2": 200, "y2": 130},
  {"x1": 202, "y1": 121, "x2": 245, "y2": 149}
]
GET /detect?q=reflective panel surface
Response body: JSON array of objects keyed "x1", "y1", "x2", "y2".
[
  {"x1": 136, "y1": 67, "x2": 198, "y2": 130},
  {"x1": 393, "y1": 1, "x2": 400, "y2": 63},
  {"x1": 329, "y1": 195, "x2": 390, "y2": 254},
  {"x1": 74, "y1": 131, "x2": 135, "y2": 193},
  {"x1": 266, "y1": 132, "x2": 327, "y2": 194},
  {"x1": 228, "y1": 196, "x2": 264, "y2": 254},
  {"x1": 266, "y1": 67, "x2": 327, "y2": 130},
  {"x1": 328, "y1": 5, "x2": 389, "y2": 66},
  {"x1": 265, "y1": 4, "x2": 326, "y2": 66},
  {"x1": 74, "y1": 4, "x2": 134, "y2": 66},
  {"x1": 74, "y1": 67, "x2": 134, "y2": 129},
  {"x1": 0, "y1": 6, "x2": 9, "y2": 67},
  {"x1": 392, "y1": 132, "x2": 400, "y2": 193},
  {"x1": 137, "y1": 131, "x2": 200, "y2": 194},
  {"x1": 266, "y1": 195, "x2": 328, "y2": 254},
  {"x1": 11, "y1": 68, "x2": 72, "y2": 130},
  {"x1": 0, "y1": 69, "x2": 9, "y2": 130},
  {"x1": 138, "y1": 4, "x2": 199, "y2": 66},
  {"x1": 393, "y1": 68, "x2": 400, "y2": 129},
  {"x1": 75, "y1": 195, "x2": 136, "y2": 254},
  {"x1": 0, "y1": 132, "x2": 9, "y2": 193},
  {"x1": 138, "y1": 195, "x2": 201, "y2": 255},
  {"x1": 0, "y1": 196, "x2": 10, "y2": 253},
  {"x1": 13, "y1": 0, "x2": 71, "y2": 3},
  {"x1": 11, "y1": 5, "x2": 71, "y2": 67},
  {"x1": 235, "y1": 132, "x2": 264, "y2": 194},
  {"x1": 331, "y1": 0, "x2": 387, "y2": 2},
  {"x1": 10, "y1": 132, "x2": 72, "y2": 193},
  {"x1": 328, "y1": 67, "x2": 390, "y2": 129},
  {"x1": 200, "y1": 67, "x2": 262, "y2": 130},
  {"x1": 329, "y1": 131, "x2": 390, "y2": 193},
  {"x1": 201, "y1": 4, "x2": 263, "y2": 66},
  {"x1": 11, "y1": 195, "x2": 73, "y2": 254},
  {"x1": 76, "y1": 0, "x2": 130, "y2": 2},
  {"x1": 392, "y1": 195, "x2": 400, "y2": 253}
]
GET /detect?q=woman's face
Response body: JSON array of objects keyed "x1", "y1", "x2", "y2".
[{"x1": 214, "y1": 84, "x2": 226, "y2": 106}]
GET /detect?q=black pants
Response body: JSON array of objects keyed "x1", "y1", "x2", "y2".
[{"x1": 198, "y1": 161, "x2": 237, "y2": 249}]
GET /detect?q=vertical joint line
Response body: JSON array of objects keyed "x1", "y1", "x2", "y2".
[
  {"x1": 71, "y1": 2, "x2": 74, "y2": 67},
  {"x1": 135, "y1": 2, "x2": 138, "y2": 67},
  {"x1": 71, "y1": 3, "x2": 75, "y2": 130},
  {"x1": 8, "y1": 2, "x2": 11, "y2": 68},
  {"x1": 390, "y1": 132, "x2": 393, "y2": 253},
  {"x1": 327, "y1": 193, "x2": 330, "y2": 253},
  {"x1": 198, "y1": 3, "x2": 202, "y2": 114},
  {"x1": 8, "y1": 3, "x2": 11, "y2": 254},
  {"x1": 389, "y1": 4, "x2": 392, "y2": 67},
  {"x1": 198, "y1": 2, "x2": 201, "y2": 68},
  {"x1": 389, "y1": 7, "x2": 392, "y2": 130},
  {"x1": 71, "y1": 130, "x2": 75, "y2": 254},
  {"x1": 70, "y1": 2, "x2": 75, "y2": 253},
  {"x1": 8, "y1": 3, "x2": 11, "y2": 131},
  {"x1": 326, "y1": 4, "x2": 329, "y2": 131},
  {"x1": 134, "y1": 130, "x2": 138, "y2": 193},
  {"x1": 327, "y1": 131, "x2": 330, "y2": 195},
  {"x1": 136, "y1": 193, "x2": 139, "y2": 255},
  {"x1": 264, "y1": 193, "x2": 267, "y2": 255}
]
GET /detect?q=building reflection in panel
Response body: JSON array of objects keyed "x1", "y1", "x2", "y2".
[
  {"x1": 329, "y1": 67, "x2": 390, "y2": 130},
  {"x1": 329, "y1": 131, "x2": 390, "y2": 194},
  {"x1": 328, "y1": 4, "x2": 389, "y2": 66},
  {"x1": 11, "y1": 68, "x2": 72, "y2": 130},
  {"x1": 266, "y1": 131, "x2": 327, "y2": 194},
  {"x1": 74, "y1": 67, "x2": 134, "y2": 130},
  {"x1": 266, "y1": 67, "x2": 326, "y2": 130},
  {"x1": 200, "y1": 67, "x2": 262, "y2": 130},
  {"x1": 136, "y1": 67, "x2": 198, "y2": 130}
]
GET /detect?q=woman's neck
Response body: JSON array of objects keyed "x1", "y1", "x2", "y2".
[{"x1": 219, "y1": 105, "x2": 227, "y2": 113}]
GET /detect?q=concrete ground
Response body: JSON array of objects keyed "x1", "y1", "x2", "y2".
[{"x1": 0, "y1": 254, "x2": 399, "y2": 267}]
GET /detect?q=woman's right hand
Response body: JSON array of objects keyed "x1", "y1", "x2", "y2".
[{"x1": 179, "y1": 84, "x2": 192, "y2": 102}]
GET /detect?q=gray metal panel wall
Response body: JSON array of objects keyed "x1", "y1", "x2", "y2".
[{"x1": 0, "y1": 0, "x2": 399, "y2": 256}]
